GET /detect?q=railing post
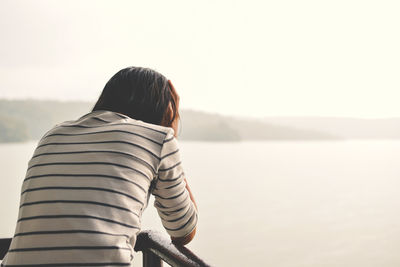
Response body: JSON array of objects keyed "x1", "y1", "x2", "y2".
[{"x1": 142, "y1": 250, "x2": 163, "y2": 267}]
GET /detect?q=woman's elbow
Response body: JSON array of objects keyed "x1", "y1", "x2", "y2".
[{"x1": 171, "y1": 227, "x2": 197, "y2": 246}]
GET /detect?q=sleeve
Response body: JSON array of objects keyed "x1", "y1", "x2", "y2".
[{"x1": 153, "y1": 129, "x2": 198, "y2": 238}]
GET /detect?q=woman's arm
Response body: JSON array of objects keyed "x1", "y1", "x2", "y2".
[
  {"x1": 160, "y1": 81, "x2": 198, "y2": 246},
  {"x1": 153, "y1": 131, "x2": 198, "y2": 246}
]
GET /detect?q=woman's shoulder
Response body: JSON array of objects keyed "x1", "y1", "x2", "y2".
[
  {"x1": 108, "y1": 111, "x2": 175, "y2": 138},
  {"x1": 45, "y1": 110, "x2": 174, "y2": 141}
]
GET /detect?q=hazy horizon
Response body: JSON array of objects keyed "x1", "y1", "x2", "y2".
[{"x1": 0, "y1": 97, "x2": 399, "y2": 120}]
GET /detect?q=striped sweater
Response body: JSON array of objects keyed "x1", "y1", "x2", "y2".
[{"x1": 2, "y1": 110, "x2": 198, "y2": 266}]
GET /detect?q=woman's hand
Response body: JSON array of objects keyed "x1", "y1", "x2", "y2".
[
  {"x1": 161, "y1": 80, "x2": 180, "y2": 137},
  {"x1": 167, "y1": 80, "x2": 180, "y2": 137}
]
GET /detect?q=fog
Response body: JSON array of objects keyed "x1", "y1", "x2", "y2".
[{"x1": 1, "y1": 0, "x2": 399, "y2": 118}]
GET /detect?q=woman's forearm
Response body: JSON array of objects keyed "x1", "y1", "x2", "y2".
[{"x1": 184, "y1": 177, "x2": 197, "y2": 211}]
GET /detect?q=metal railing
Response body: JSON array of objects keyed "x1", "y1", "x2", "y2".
[
  {"x1": 0, "y1": 238, "x2": 11, "y2": 261},
  {"x1": 0, "y1": 230, "x2": 211, "y2": 267}
]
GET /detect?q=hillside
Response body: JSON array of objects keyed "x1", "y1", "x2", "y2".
[
  {"x1": 0, "y1": 99, "x2": 398, "y2": 142},
  {"x1": 179, "y1": 110, "x2": 339, "y2": 141}
]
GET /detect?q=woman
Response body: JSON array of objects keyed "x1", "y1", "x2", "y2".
[{"x1": 2, "y1": 67, "x2": 198, "y2": 266}]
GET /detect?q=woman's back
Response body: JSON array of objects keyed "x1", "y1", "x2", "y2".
[{"x1": 2, "y1": 110, "x2": 197, "y2": 266}]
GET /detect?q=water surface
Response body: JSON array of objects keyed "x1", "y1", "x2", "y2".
[{"x1": 1, "y1": 140, "x2": 399, "y2": 267}]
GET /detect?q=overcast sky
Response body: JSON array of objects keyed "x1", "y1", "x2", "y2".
[{"x1": 0, "y1": 0, "x2": 399, "y2": 118}]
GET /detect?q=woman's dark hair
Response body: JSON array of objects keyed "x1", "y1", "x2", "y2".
[{"x1": 93, "y1": 67, "x2": 177, "y2": 126}]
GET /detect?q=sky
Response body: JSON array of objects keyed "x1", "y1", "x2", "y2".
[{"x1": 0, "y1": 0, "x2": 399, "y2": 118}]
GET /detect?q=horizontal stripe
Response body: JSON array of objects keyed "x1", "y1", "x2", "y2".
[
  {"x1": 27, "y1": 162, "x2": 150, "y2": 181},
  {"x1": 2, "y1": 262, "x2": 131, "y2": 266},
  {"x1": 157, "y1": 195, "x2": 190, "y2": 209},
  {"x1": 164, "y1": 209, "x2": 192, "y2": 223},
  {"x1": 24, "y1": 173, "x2": 147, "y2": 193},
  {"x1": 157, "y1": 172, "x2": 184, "y2": 182},
  {"x1": 153, "y1": 189, "x2": 185, "y2": 200},
  {"x1": 114, "y1": 113, "x2": 127, "y2": 119},
  {"x1": 77, "y1": 112, "x2": 97, "y2": 120},
  {"x1": 21, "y1": 187, "x2": 144, "y2": 205},
  {"x1": 36, "y1": 140, "x2": 160, "y2": 160},
  {"x1": 61, "y1": 122, "x2": 167, "y2": 135},
  {"x1": 159, "y1": 206, "x2": 186, "y2": 216},
  {"x1": 91, "y1": 117, "x2": 110, "y2": 123},
  {"x1": 14, "y1": 230, "x2": 129, "y2": 238},
  {"x1": 31, "y1": 150, "x2": 156, "y2": 175},
  {"x1": 164, "y1": 213, "x2": 197, "y2": 232},
  {"x1": 9, "y1": 246, "x2": 130, "y2": 252},
  {"x1": 158, "y1": 161, "x2": 182, "y2": 172},
  {"x1": 163, "y1": 137, "x2": 174, "y2": 143},
  {"x1": 160, "y1": 149, "x2": 179, "y2": 159},
  {"x1": 45, "y1": 129, "x2": 163, "y2": 146},
  {"x1": 20, "y1": 200, "x2": 139, "y2": 217},
  {"x1": 165, "y1": 181, "x2": 182, "y2": 190},
  {"x1": 17, "y1": 215, "x2": 138, "y2": 229},
  {"x1": 112, "y1": 115, "x2": 168, "y2": 135}
]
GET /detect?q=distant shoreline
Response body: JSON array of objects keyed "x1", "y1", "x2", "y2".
[{"x1": 0, "y1": 99, "x2": 399, "y2": 143}]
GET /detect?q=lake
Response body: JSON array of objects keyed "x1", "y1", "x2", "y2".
[{"x1": 1, "y1": 140, "x2": 399, "y2": 267}]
